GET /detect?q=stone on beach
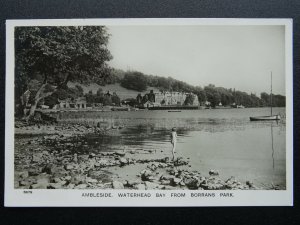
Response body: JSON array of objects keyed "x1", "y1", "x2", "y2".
[
  {"x1": 28, "y1": 169, "x2": 39, "y2": 176},
  {"x1": 63, "y1": 176, "x2": 72, "y2": 181},
  {"x1": 170, "y1": 177, "x2": 182, "y2": 186},
  {"x1": 48, "y1": 183, "x2": 63, "y2": 189},
  {"x1": 124, "y1": 180, "x2": 140, "y2": 188},
  {"x1": 200, "y1": 177, "x2": 226, "y2": 190},
  {"x1": 71, "y1": 174, "x2": 86, "y2": 185},
  {"x1": 19, "y1": 180, "x2": 31, "y2": 187},
  {"x1": 134, "y1": 183, "x2": 146, "y2": 190},
  {"x1": 160, "y1": 174, "x2": 175, "y2": 181},
  {"x1": 42, "y1": 164, "x2": 53, "y2": 174},
  {"x1": 140, "y1": 169, "x2": 154, "y2": 181},
  {"x1": 18, "y1": 171, "x2": 29, "y2": 179},
  {"x1": 67, "y1": 183, "x2": 76, "y2": 189},
  {"x1": 64, "y1": 164, "x2": 74, "y2": 170},
  {"x1": 209, "y1": 170, "x2": 219, "y2": 176},
  {"x1": 119, "y1": 157, "x2": 128, "y2": 166},
  {"x1": 89, "y1": 153, "x2": 96, "y2": 158},
  {"x1": 97, "y1": 159, "x2": 108, "y2": 165},
  {"x1": 31, "y1": 154, "x2": 43, "y2": 163},
  {"x1": 52, "y1": 177, "x2": 62, "y2": 183},
  {"x1": 30, "y1": 183, "x2": 48, "y2": 189},
  {"x1": 160, "y1": 180, "x2": 170, "y2": 185},
  {"x1": 246, "y1": 180, "x2": 254, "y2": 188},
  {"x1": 145, "y1": 181, "x2": 160, "y2": 190},
  {"x1": 114, "y1": 152, "x2": 126, "y2": 157},
  {"x1": 183, "y1": 177, "x2": 199, "y2": 189},
  {"x1": 147, "y1": 162, "x2": 159, "y2": 171},
  {"x1": 73, "y1": 153, "x2": 78, "y2": 163},
  {"x1": 75, "y1": 184, "x2": 88, "y2": 189},
  {"x1": 42, "y1": 150, "x2": 50, "y2": 156},
  {"x1": 86, "y1": 177, "x2": 98, "y2": 183},
  {"x1": 112, "y1": 181, "x2": 124, "y2": 189}
]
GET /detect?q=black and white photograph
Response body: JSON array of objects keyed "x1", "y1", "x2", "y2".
[{"x1": 5, "y1": 19, "x2": 293, "y2": 206}]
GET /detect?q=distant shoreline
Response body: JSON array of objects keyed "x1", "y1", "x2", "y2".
[{"x1": 36, "y1": 106, "x2": 286, "y2": 114}]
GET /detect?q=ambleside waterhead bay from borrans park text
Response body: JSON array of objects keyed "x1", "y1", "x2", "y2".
[{"x1": 13, "y1": 25, "x2": 287, "y2": 191}]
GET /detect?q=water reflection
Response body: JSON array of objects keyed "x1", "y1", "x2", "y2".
[
  {"x1": 68, "y1": 108, "x2": 286, "y2": 188},
  {"x1": 271, "y1": 123, "x2": 275, "y2": 170}
]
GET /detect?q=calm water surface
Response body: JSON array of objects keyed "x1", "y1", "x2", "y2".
[{"x1": 67, "y1": 108, "x2": 286, "y2": 188}]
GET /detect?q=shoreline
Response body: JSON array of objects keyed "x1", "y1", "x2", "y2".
[{"x1": 13, "y1": 122, "x2": 284, "y2": 190}]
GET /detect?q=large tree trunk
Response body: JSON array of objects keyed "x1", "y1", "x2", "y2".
[
  {"x1": 27, "y1": 99, "x2": 39, "y2": 122},
  {"x1": 26, "y1": 83, "x2": 56, "y2": 122}
]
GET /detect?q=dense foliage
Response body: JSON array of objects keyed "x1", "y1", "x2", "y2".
[
  {"x1": 112, "y1": 69, "x2": 286, "y2": 107},
  {"x1": 184, "y1": 94, "x2": 196, "y2": 106},
  {"x1": 44, "y1": 85, "x2": 84, "y2": 108},
  {"x1": 15, "y1": 26, "x2": 112, "y2": 119},
  {"x1": 84, "y1": 88, "x2": 120, "y2": 106},
  {"x1": 120, "y1": 71, "x2": 148, "y2": 92}
]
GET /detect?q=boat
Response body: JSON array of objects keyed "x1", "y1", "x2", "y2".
[
  {"x1": 147, "y1": 105, "x2": 199, "y2": 110},
  {"x1": 250, "y1": 72, "x2": 281, "y2": 121},
  {"x1": 111, "y1": 107, "x2": 130, "y2": 111},
  {"x1": 250, "y1": 115, "x2": 281, "y2": 121}
]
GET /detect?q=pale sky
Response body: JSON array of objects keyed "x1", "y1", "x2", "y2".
[{"x1": 107, "y1": 25, "x2": 285, "y2": 95}]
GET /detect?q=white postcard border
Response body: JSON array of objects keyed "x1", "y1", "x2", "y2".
[{"x1": 5, "y1": 18, "x2": 293, "y2": 207}]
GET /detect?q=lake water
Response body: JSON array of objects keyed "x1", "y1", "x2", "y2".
[{"x1": 63, "y1": 107, "x2": 286, "y2": 188}]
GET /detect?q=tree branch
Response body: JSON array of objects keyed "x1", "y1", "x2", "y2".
[
  {"x1": 57, "y1": 73, "x2": 70, "y2": 89},
  {"x1": 42, "y1": 73, "x2": 48, "y2": 84}
]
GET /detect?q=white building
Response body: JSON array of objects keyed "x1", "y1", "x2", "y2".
[{"x1": 153, "y1": 91, "x2": 199, "y2": 106}]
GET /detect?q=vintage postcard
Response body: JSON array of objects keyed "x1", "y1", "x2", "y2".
[{"x1": 5, "y1": 18, "x2": 293, "y2": 206}]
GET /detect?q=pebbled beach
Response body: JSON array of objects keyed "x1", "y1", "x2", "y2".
[{"x1": 14, "y1": 122, "x2": 266, "y2": 190}]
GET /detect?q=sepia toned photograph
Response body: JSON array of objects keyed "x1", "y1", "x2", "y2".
[{"x1": 5, "y1": 19, "x2": 293, "y2": 206}]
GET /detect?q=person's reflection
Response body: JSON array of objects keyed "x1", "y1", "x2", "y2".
[{"x1": 271, "y1": 122, "x2": 275, "y2": 170}]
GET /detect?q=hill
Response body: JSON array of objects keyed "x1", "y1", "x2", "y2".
[
  {"x1": 68, "y1": 82, "x2": 160, "y2": 100},
  {"x1": 67, "y1": 68, "x2": 285, "y2": 108}
]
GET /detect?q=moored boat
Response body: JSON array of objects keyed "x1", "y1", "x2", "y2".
[
  {"x1": 250, "y1": 115, "x2": 281, "y2": 121},
  {"x1": 148, "y1": 105, "x2": 199, "y2": 110},
  {"x1": 249, "y1": 72, "x2": 281, "y2": 122},
  {"x1": 111, "y1": 107, "x2": 130, "y2": 111}
]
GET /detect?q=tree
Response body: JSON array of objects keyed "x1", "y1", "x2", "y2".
[
  {"x1": 85, "y1": 90, "x2": 95, "y2": 104},
  {"x1": 75, "y1": 85, "x2": 84, "y2": 96},
  {"x1": 111, "y1": 92, "x2": 121, "y2": 106},
  {"x1": 204, "y1": 85, "x2": 221, "y2": 107},
  {"x1": 96, "y1": 87, "x2": 103, "y2": 96},
  {"x1": 102, "y1": 95, "x2": 112, "y2": 106},
  {"x1": 120, "y1": 71, "x2": 147, "y2": 91},
  {"x1": 157, "y1": 77, "x2": 171, "y2": 91},
  {"x1": 15, "y1": 26, "x2": 112, "y2": 121},
  {"x1": 194, "y1": 86, "x2": 206, "y2": 103},
  {"x1": 184, "y1": 94, "x2": 195, "y2": 105},
  {"x1": 273, "y1": 94, "x2": 285, "y2": 107},
  {"x1": 136, "y1": 93, "x2": 143, "y2": 104},
  {"x1": 260, "y1": 92, "x2": 270, "y2": 106}
]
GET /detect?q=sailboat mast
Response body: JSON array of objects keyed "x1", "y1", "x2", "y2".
[{"x1": 270, "y1": 71, "x2": 273, "y2": 116}]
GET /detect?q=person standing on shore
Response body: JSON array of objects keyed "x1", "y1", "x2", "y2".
[{"x1": 171, "y1": 127, "x2": 177, "y2": 161}]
